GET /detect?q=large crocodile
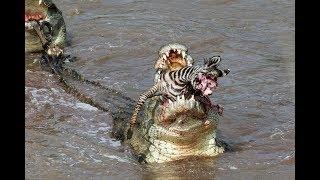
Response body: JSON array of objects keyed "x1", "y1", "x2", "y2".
[
  {"x1": 38, "y1": 43, "x2": 230, "y2": 164},
  {"x1": 25, "y1": 0, "x2": 67, "y2": 52},
  {"x1": 27, "y1": 16, "x2": 230, "y2": 163},
  {"x1": 118, "y1": 45, "x2": 230, "y2": 163}
]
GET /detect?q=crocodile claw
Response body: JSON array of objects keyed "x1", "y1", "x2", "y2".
[{"x1": 127, "y1": 128, "x2": 133, "y2": 140}]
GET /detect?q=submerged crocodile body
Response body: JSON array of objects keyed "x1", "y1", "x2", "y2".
[{"x1": 25, "y1": 0, "x2": 67, "y2": 52}]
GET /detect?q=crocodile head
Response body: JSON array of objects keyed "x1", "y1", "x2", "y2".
[
  {"x1": 25, "y1": 0, "x2": 66, "y2": 52},
  {"x1": 153, "y1": 43, "x2": 194, "y2": 82}
]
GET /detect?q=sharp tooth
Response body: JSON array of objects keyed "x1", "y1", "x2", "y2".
[
  {"x1": 195, "y1": 101, "x2": 200, "y2": 108},
  {"x1": 168, "y1": 99, "x2": 173, "y2": 105},
  {"x1": 165, "y1": 51, "x2": 170, "y2": 57},
  {"x1": 177, "y1": 49, "x2": 181, "y2": 54},
  {"x1": 186, "y1": 55, "x2": 194, "y2": 66},
  {"x1": 171, "y1": 100, "x2": 176, "y2": 107},
  {"x1": 170, "y1": 103, "x2": 176, "y2": 111},
  {"x1": 176, "y1": 95, "x2": 181, "y2": 102},
  {"x1": 177, "y1": 96, "x2": 183, "y2": 105},
  {"x1": 188, "y1": 101, "x2": 193, "y2": 108},
  {"x1": 181, "y1": 51, "x2": 186, "y2": 58},
  {"x1": 182, "y1": 95, "x2": 185, "y2": 101},
  {"x1": 204, "y1": 120, "x2": 210, "y2": 126},
  {"x1": 162, "y1": 54, "x2": 167, "y2": 60},
  {"x1": 190, "y1": 100, "x2": 195, "y2": 107},
  {"x1": 196, "y1": 104, "x2": 201, "y2": 112},
  {"x1": 190, "y1": 95, "x2": 195, "y2": 101},
  {"x1": 185, "y1": 100, "x2": 189, "y2": 107},
  {"x1": 39, "y1": 0, "x2": 42, "y2": 5}
]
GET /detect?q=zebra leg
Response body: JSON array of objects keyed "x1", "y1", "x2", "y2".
[{"x1": 127, "y1": 83, "x2": 159, "y2": 139}]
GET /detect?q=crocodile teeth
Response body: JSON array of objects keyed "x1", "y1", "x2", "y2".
[
  {"x1": 177, "y1": 49, "x2": 181, "y2": 54},
  {"x1": 190, "y1": 95, "x2": 195, "y2": 101},
  {"x1": 176, "y1": 95, "x2": 184, "y2": 105},
  {"x1": 195, "y1": 101, "x2": 200, "y2": 108},
  {"x1": 186, "y1": 55, "x2": 194, "y2": 66},
  {"x1": 162, "y1": 54, "x2": 167, "y2": 60},
  {"x1": 169, "y1": 104, "x2": 175, "y2": 111},
  {"x1": 181, "y1": 51, "x2": 186, "y2": 59},
  {"x1": 164, "y1": 95, "x2": 205, "y2": 118},
  {"x1": 196, "y1": 103, "x2": 202, "y2": 112},
  {"x1": 204, "y1": 120, "x2": 210, "y2": 125},
  {"x1": 188, "y1": 100, "x2": 195, "y2": 108},
  {"x1": 165, "y1": 51, "x2": 170, "y2": 57}
]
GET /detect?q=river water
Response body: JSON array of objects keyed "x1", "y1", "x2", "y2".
[{"x1": 25, "y1": 0, "x2": 295, "y2": 179}]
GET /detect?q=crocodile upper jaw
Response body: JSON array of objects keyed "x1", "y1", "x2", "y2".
[{"x1": 155, "y1": 43, "x2": 194, "y2": 71}]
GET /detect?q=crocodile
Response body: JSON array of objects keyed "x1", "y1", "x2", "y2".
[
  {"x1": 32, "y1": 23, "x2": 230, "y2": 163},
  {"x1": 25, "y1": 0, "x2": 67, "y2": 52},
  {"x1": 115, "y1": 44, "x2": 231, "y2": 163}
]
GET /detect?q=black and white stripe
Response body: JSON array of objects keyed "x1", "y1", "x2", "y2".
[
  {"x1": 158, "y1": 66, "x2": 202, "y2": 100},
  {"x1": 129, "y1": 66, "x2": 200, "y2": 130}
]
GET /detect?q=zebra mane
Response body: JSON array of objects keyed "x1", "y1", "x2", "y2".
[{"x1": 203, "y1": 56, "x2": 221, "y2": 69}]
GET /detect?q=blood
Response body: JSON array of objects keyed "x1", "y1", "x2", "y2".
[
  {"x1": 160, "y1": 95, "x2": 171, "y2": 107},
  {"x1": 194, "y1": 93, "x2": 223, "y2": 115},
  {"x1": 25, "y1": 11, "x2": 45, "y2": 21},
  {"x1": 195, "y1": 73, "x2": 218, "y2": 96}
]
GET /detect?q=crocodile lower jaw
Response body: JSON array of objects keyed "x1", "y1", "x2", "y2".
[{"x1": 145, "y1": 128, "x2": 224, "y2": 163}]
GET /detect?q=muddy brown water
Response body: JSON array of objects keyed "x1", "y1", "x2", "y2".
[{"x1": 25, "y1": 0, "x2": 294, "y2": 179}]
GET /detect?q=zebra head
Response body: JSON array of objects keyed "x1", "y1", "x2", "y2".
[
  {"x1": 192, "y1": 56, "x2": 230, "y2": 96},
  {"x1": 204, "y1": 56, "x2": 221, "y2": 68},
  {"x1": 203, "y1": 56, "x2": 230, "y2": 78}
]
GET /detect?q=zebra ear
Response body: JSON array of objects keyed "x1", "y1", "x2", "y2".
[
  {"x1": 210, "y1": 56, "x2": 221, "y2": 66},
  {"x1": 204, "y1": 56, "x2": 221, "y2": 68},
  {"x1": 203, "y1": 57, "x2": 208, "y2": 66}
]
